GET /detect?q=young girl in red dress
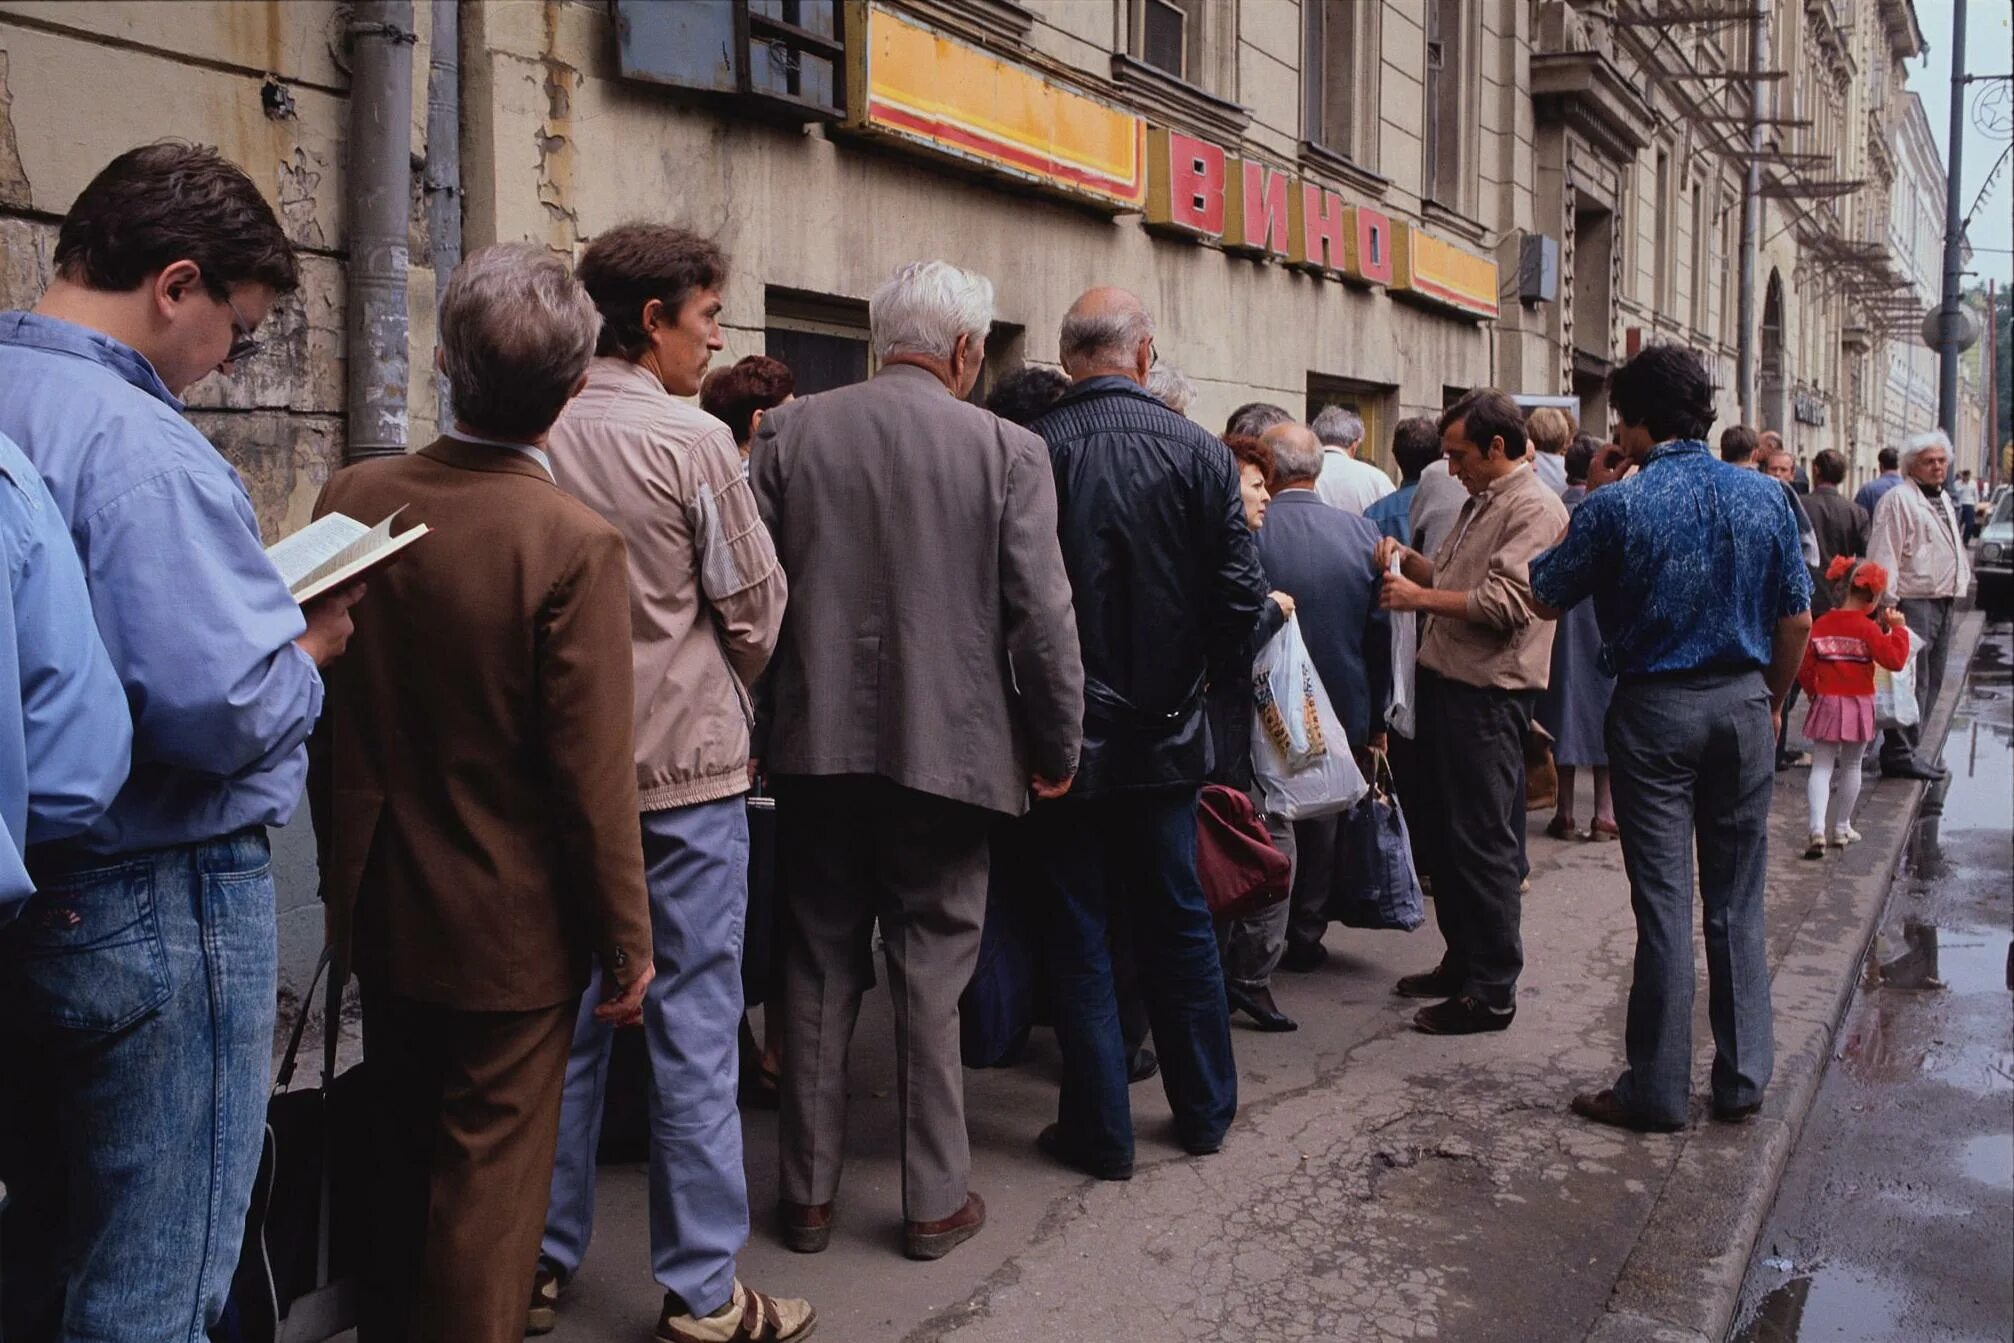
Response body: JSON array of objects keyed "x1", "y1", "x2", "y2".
[{"x1": 1797, "y1": 556, "x2": 1913, "y2": 859}]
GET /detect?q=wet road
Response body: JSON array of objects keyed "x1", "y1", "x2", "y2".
[{"x1": 1732, "y1": 621, "x2": 2014, "y2": 1342}]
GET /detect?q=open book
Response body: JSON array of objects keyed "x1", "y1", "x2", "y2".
[{"x1": 265, "y1": 507, "x2": 430, "y2": 604}]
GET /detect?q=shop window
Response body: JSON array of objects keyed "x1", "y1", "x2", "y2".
[
  {"x1": 1422, "y1": 0, "x2": 1470, "y2": 213},
  {"x1": 766, "y1": 289, "x2": 870, "y2": 396},
  {"x1": 614, "y1": 0, "x2": 846, "y2": 123},
  {"x1": 1303, "y1": 0, "x2": 1380, "y2": 172},
  {"x1": 1307, "y1": 375, "x2": 1395, "y2": 472}
]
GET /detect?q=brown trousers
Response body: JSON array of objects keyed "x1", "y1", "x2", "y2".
[
  {"x1": 772, "y1": 775, "x2": 992, "y2": 1224},
  {"x1": 355, "y1": 987, "x2": 575, "y2": 1343}
]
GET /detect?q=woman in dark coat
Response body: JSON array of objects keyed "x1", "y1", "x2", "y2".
[{"x1": 1538, "y1": 435, "x2": 1618, "y2": 839}]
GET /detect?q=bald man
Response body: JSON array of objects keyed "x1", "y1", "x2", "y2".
[{"x1": 1025, "y1": 287, "x2": 1268, "y2": 1180}]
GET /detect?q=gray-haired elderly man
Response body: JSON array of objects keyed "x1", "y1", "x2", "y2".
[
  {"x1": 751, "y1": 261, "x2": 1084, "y2": 1262},
  {"x1": 1312, "y1": 403, "x2": 1396, "y2": 515},
  {"x1": 1026, "y1": 286, "x2": 1269, "y2": 1182},
  {"x1": 1868, "y1": 429, "x2": 1971, "y2": 780}
]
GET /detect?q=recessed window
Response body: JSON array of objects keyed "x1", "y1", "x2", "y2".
[{"x1": 1142, "y1": 0, "x2": 1188, "y2": 80}]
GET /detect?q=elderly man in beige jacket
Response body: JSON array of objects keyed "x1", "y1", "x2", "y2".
[
  {"x1": 533, "y1": 223, "x2": 810, "y2": 1343},
  {"x1": 1868, "y1": 429, "x2": 1971, "y2": 781}
]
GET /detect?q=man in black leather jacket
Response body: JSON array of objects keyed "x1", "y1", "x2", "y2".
[{"x1": 1026, "y1": 286, "x2": 1270, "y2": 1181}]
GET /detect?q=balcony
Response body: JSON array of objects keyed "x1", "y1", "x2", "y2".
[{"x1": 1530, "y1": 2, "x2": 1653, "y2": 163}]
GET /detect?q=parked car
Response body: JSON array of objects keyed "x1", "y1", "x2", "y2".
[{"x1": 1977, "y1": 490, "x2": 2013, "y2": 612}]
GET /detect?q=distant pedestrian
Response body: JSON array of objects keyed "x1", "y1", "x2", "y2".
[
  {"x1": 984, "y1": 364, "x2": 1069, "y2": 426},
  {"x1": 1533, "y1": 343, "x2": 1811, "y2": 1134},
  {"x1": 538, "y1": 224, "x2": 808, "y2": 1342},
  {"x1": 1867, "y1": 430, "x2": 1970, "y2": 781},
  {"x1": 1854, "y1": 446, "x2": 1903, "y2": 517},
  {"x1": 1206, "y1": 432, "x2": 1298, "y2": 1030},
  {"x1": 1311, "y1": 404, "x2": 1396, "y2": 514},
  {"x1": 753, "y1": 260, "x2": 1083, "y2": 1261},
  {"x1": 700, "y1": 353, "x2": 795, "y2": 475},
  {"x1": 1524, "y1": 406, "x2": 1573, "y2": 496},
  {"x1": 1376, "y1": 388, "x2": 1567, "y2": 1036},
  {"x1": 1797, "y1": 558, "x2": 1912, "y2": 859},
  {"x1": 1259, "y1": 422, "x2": 1390, "y2": 981},
  {"x1": 1802, "y1": 449, "x2": 1870, "y2": 617},
  {"x1": 1364, "y1": 416, "x2": 1444, "y2": 546},
  {"x1": 1951, "y1": 469, "x2": 1980, "y2": 543},
  {"x1": 1537, "y1": 436, "x2": 1616, "y2": 842},
  {"x1": 1030, "y1": 285, "x2": 1267, "y2": 1181}
]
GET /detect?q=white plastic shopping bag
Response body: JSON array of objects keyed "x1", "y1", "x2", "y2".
[
  {"x1": 1873, "y1": 626, "x2": 1919, "y2": 731},
  {"x1": 1385, "y1": 552, "x2": 1417, "y2": 740},
  {"x1": 1250, "y1": 614, "x2": 1370, "y2": 821}
]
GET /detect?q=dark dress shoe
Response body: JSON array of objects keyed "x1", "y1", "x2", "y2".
[
  {"x1": 903, "y1": 1191, "x2": 985, "y2": 1260},
  {"x1": 1279, "y1": 938, "x2": 1329, "y2": 973},
  {"x1": 1394, "y1": 964, "x2": 1463, "y2": 999},
  {"x1": 1571, "y1": 1088, "x2": 1683, "y2": 1133},
  {"x1": 1227, "y1": 985, "x2": 1299, "y2": 1032},
  {"x1": 777, "y1": 1200, "x2": 834, "y2": 1254},
  {"x1": 1412, "y1": 995, "x2": 1515, "y2": 1035},
  {"x1": 1037, "y1": 1124, "x2": 1134, "y2": 1181},
  {"x1": 1712, "y1": 1099, "x2": 1763, "y2": 1124},
  {"x1": 1127, "y1": 1046, "x2": 1160, "y2": 1084},
  {"x1": 1882, "y1": 757, "x2": 1947, "y2": 781}
]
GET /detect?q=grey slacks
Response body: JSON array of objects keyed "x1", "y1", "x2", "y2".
[
  {"x1": 1605, "y1": 670, "x2": 1775, "y2": 1127},
  {"x1": 772, "y1": 774, "x2": 992, "y2": 1224},
  {"x1": 1218, "y1": 808, "x2": 1298, "y2": 992},
  {"x1": 1880, "y1": 595, "x2": 1956, "y2": 767}
]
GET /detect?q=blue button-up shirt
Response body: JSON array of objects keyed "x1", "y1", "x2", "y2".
[
  {"x1": 0, "y1": 312, "x2": 322, "y2": 854},
  {"x1": 0, "y1": 432, "x2": 132, "y2": 914},
  {"x1": 1363, "y1": 480, "x2": 1419, "y2": 546},
  {"x1": 1529, "y1": 439, "x2": 1811, "y2": 678}
]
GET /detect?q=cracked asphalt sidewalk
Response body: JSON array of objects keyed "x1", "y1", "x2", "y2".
[{"x1": 529, "y1": 623, "x2": 1982, "y2": 1343}]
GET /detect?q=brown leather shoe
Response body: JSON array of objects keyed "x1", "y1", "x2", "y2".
[
  {"x1": 903, "y1": 1192, "x2": 985, "y2": 1261},
  {"x1": 1570, "y1": 1088, "x2": 1684, "y2": 1134},
  {"x1": 777, "y1": 1200, "x2": 834, "y2": 1254}
]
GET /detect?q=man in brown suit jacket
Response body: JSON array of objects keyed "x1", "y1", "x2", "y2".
[
  {"x1": 309, "y1": 244, "x2": 653, "y2": 1343},
  {"x1": 751, "y1": 260, "x2": 1083, "y2": 1262}
]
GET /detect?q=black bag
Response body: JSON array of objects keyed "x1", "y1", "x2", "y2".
[
  {"x1": 959, "y1": 821, "x2": 1038, "y2": 1068},
  {"x1": 1326, "y1": 756, "x2": 1427, "y2": 933},
  {"x1": 215, "y1": 949, "x2": 367, "y2": 1343},
  {"x1": 741, "y1": 789, "x2": 778, "y2": 1007}
]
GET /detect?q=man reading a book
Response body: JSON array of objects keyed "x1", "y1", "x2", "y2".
[
  {"x1": 0, "y1": 143, "x2": 359, "y2": 1342},
  {"x1": 309, "y1": 243, "x2": 654, "y2": 1342}
]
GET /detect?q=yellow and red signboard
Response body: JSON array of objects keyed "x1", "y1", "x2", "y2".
[
  {"x1": 851, "y1": 6, "x2": 1146, "y2": 212},
  {"x1": 1391, "y1": 227, "x2": 1500, "y2": 320}
]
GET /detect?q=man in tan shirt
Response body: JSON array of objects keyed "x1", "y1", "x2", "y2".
[{"x1": 1374, "y1": 388, "x2": 1567, "y2": 1036}]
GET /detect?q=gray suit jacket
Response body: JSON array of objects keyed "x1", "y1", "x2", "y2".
[{"x1": 750, "y1": 363, "x2": 1084, "y2": 815}]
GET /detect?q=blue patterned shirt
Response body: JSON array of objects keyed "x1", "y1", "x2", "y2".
[{"x1": 1529, "y1": 439, "x2": 1811, "y2": 678}]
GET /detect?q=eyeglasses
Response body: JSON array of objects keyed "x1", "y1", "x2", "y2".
[{"x1": 223, "y1": 294, "x2": 262, "y2": 364}]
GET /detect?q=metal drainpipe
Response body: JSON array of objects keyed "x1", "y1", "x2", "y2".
[
  {"x1": 345, "y1": 0, "x2": 417, "y2": 462},
  {"x1": 1736, "y1": 10, "x2": 1766, "y2": 426},
  {"x1": 1936, "y1": 0, "x2": 1969, "y2": 438},
  {"x1": 423, "y1": 0, "x2": 461, "y2": 436}
]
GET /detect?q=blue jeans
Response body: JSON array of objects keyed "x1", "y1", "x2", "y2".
[
  {"x1": 541, "y1": 799, "x2": 749, "y2": 1316},
  {"x1": 1031, "y1": 788, "x2": 1236, "y2": 1168},
  {"x1": 1606, "y1": 673, "x2": 1775, "y2": 1126},
  {"x1": 0, "y1": 830, "x2": 277, "y2": 1342}
]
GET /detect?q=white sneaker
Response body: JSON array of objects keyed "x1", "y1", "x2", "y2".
[{"x1": 1831, "y1": 824, "x2": 1861, "y2": 846}]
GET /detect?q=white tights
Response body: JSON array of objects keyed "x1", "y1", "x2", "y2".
[{"x1": 1806, "y1": 739, "x2": 1867, "y2": 838}]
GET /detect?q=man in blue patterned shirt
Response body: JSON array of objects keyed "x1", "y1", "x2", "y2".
[{"x1": 1530, "y1": 344, "x2": 1811, "y2": 1134}]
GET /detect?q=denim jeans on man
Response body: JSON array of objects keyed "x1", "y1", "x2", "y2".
[
  {"x1": 1604, "y1": 672, "x2": 1775, "y2": 1126},
  {"x1": 541, "y1": 798, "x2": 749, "y2": 1315},
  {"x1": 1879, "y1": 596, "x2": 1956, "y2": 769},
  {"x1": 1032, "y1": 787, "x2": 1236, "y2": 1168},
  {"x1": 0, "y1": 830, "x2": 277, "y2": 1342}
]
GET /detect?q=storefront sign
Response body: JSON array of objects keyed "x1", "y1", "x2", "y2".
[
  {"x1": 1390, "y1": 227, "x2": 1499, "y2": 320},
  {"x1": 849, "y1": 7, "x2": 1147, "y2": 212}
]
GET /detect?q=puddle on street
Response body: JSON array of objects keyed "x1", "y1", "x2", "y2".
[
  {"x1": 1958, "y1": 1133, "x2": 2014, "y2": 1190},
  {"x1": 1735, "y1": 1265, "x2": 1908, "y2": 1343}
]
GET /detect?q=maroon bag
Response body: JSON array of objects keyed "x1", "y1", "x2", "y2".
[{"x1": 1196, "y1": 784, "x2": 1292, "y2": 921}]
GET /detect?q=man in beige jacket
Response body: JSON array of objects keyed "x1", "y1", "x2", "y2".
[
  {"x1": 533, "y1": 224, "x2": 809, "y2": 1343},
  {"x1": 1868, "y1": 429, "x2": 1971, "y2": 781}
]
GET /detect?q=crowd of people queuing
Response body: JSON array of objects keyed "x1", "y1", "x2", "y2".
[{"x1": 0, "y1": 142, "x2": 1980, "y2": 1343}]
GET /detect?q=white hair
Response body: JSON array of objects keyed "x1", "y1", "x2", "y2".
[
  {"x1": 870, "y1": 260, "x2": 995, "y2": 361},
  {"x1": 1311, "y1": 405, "x2": 1365, "y2": 449},
  {"x1": 1145, "y1": 363, "x2": 1196, "y2": 415},
  {"x1": 1266, "y1": 427, "x2": 1325, "y2": 483},
  {"x1": 1898, "y1": 428, "x2": 1952, "y2": 471}
]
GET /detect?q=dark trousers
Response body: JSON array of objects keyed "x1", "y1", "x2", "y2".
[
  {"x1": 1604, "y1": 671, "x2": 1774, "y2": 1125},
  {"x1": 1416, "y1": 670, "x2": 1534, "y2": 1010},
  {"x1": 772, "y1": 774, "x2": 992, "y2": 1223},
  {"x1": 357, "y1": 988, "x2": 576, "y2": 1343},
  {"x1": 1030, "y1": 787, "x2": 1236, "y2": 1168},
  {"x1": 1881, "y1": 595, "x2": 1957, "y2": 768}
]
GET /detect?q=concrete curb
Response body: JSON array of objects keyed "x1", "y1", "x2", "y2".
[{"x1": 1585, "y1": 608, "x2": 1992, "y2": 1343}]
